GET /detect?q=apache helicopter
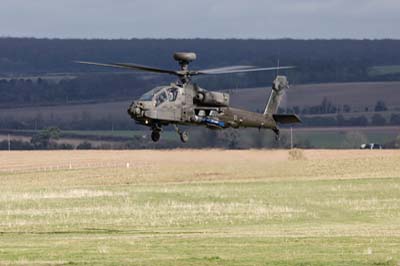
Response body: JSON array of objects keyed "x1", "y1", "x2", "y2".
[{"x1": 77, "y1": 52, "x2": 301, "y2": 143}]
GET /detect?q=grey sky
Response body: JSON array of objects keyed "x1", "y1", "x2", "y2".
[{"x1": 0, "y1": 0, "x2": 399, "y2": 39}]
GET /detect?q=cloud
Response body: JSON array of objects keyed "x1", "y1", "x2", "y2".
[{"x1": 0, "y1": 0, "x2": 399, "y2": 39}]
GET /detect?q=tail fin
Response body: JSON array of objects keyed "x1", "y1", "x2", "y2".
[{"x1": 263, "y1": 75, "x2": 288, "y2": 115}]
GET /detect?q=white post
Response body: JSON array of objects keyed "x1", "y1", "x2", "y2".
[{"x1": 290, "y1": 127, "x2": 293, "y2": 149}]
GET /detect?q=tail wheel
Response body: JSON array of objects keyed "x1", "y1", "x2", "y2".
[
  {"x1": 273, "y1": 128, "x2": 280, "y2": 141},
  {"x1": 151, "y1": 131, "x2": 161, "y2": 142}
]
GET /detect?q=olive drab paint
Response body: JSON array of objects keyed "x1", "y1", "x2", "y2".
[{"x1": 77, "y1": 52, "x2": 301, "y2": 143}]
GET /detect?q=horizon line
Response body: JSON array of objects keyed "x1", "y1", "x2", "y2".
[{"x1": 1, "y1": 36, "x2": 400, "y2": 41}]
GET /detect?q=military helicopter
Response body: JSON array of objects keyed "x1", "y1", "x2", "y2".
[{"x1": 77, "y1": 52, "x2": 301, "y2": 143}]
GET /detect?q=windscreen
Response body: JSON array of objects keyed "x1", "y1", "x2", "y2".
[{"x1": 139, "y1": 87, "x2": 164, "y2": 101}]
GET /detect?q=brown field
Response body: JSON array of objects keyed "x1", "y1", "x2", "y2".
[{"x1": 1, "y1": 149, "x2": 400, "y2": 182}]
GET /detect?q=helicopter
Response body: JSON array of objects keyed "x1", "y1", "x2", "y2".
[{"x1": 77, "y1": 52, "x2": 301, "y2": 143}]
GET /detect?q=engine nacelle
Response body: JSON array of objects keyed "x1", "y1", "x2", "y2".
[{"x1": 194, "y1": 91, "x2": 229, "y2": 107}]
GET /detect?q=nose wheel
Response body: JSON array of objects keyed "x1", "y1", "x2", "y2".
[{"x1": 174, "y1": 124, "x2": 189, "y2": 143}]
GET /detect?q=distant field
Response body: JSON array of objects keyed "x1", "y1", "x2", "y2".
[
  {"x1": 0, "y1": 150, "x2": 399, "y2": 265},
  {"x1": 1, "y1": 126, "x2": 400, "y2": 149},
  {"x1": 286, "y1": 126, "x2": 400, "y2": 148},
  {"x1": 0, "y1": 81, "x2": 399, "y2": 126},
  {"x1": 368, "y1": 65, "x2": 400, "y2": 77},
  {"x1": 0, "y1": 100, "x2": 131, "y2": 123},
  {"x1": 230, "y1": 81, "x2": 400, "y2": 112}
]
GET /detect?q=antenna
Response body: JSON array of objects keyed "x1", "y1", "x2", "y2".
[
  {"x1": 276, "y1": 58, "x2": 280, "y2": 76},
  {"x1": 276, "y1": 48, "x2": 281, "y2": 76},
  {"x1": 8, "y1": 134, "x2": 10, "y2": 152}
]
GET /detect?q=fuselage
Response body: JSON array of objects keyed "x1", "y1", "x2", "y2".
[{"x1": 127, "y1": 82, "x2": 277, "y2": 131}]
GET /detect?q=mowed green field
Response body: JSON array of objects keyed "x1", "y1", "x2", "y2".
[{"x1": 0, "y1": 150, "x2": 400, "y2": 265}]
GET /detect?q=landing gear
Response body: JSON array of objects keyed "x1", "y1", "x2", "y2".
[
  {"x1": 151, "y1": 130, "x2": 160, "y2": 142},
  {"x1": 273, "y1": 127, "x2": 280, "y2": 141},
  {"x1": 174, "y1": 124, "x2": 189, "y2": 143},
  {"x1": 180, "y1": 131, "x2": 189, "y2": 143},
  {"x1": 151, "y1": 124, "x2": 162, "y2": 142}
]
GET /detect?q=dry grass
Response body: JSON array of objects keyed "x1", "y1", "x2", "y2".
[
  {"x1": 288, "y1": 149, "x2": 306, "y2": 160},
  {"x1": 1, "y1": 149, "x2": 400, "y2": 185},
  {"x1": 0, "y1": 149, "x2": 399, "y2": 265}
]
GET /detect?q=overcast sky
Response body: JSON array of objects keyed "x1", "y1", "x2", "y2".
[{"x1": 0, "y1": 0, "x2": 398, "y2": 39}]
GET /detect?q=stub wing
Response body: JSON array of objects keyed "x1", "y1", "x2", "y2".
[{"x1": 273, "y1": 114, "x2": 302, "y2": 124}]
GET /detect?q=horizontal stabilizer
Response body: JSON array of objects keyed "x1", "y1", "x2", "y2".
[{"x1": 273, "y1": 114, "x2": 302, "y2": 124}]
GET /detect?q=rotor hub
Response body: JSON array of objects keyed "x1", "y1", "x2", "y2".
[
  {"x1": 173, "y1": 52, "x2": 197, "y2": 63},
  {"x1": 173, "y1": 52, "x2": 197, "y2": 73}
]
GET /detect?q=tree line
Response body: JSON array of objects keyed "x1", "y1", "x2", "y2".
[
  {"x1": 1, "y1": 38, "x2": 400, "y2": 108},
  {"x1": 1, "y1": 38, "x2": 400, "y2": 80}
]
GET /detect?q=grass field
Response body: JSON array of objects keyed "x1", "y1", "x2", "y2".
[
  {"x1": 0, "y1": 150, "x2": 400, "y2": 265},
  {"x1": 288, "y1": 126, "x2": 400, "y2": 148},
  {"x1": 368, "y1": 65, "x2": 400, "y2": 77}
]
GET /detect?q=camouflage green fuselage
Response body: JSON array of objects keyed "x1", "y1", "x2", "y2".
[{"x1": 127, "y1": 82, "x2": 278, "y2": 131}]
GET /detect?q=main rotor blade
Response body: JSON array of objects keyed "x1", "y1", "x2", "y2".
[
  {"x1": 196, "y1": 66, "x2": 296, "y2": 75},
  {"x1": 75, "y1": 61, "x2": 179, "y2": 76},
  {"x1": 196, "y1": 65, "x2": 255, "y2": 73}
]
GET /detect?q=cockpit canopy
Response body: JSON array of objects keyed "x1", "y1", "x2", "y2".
[
  {"x1": 139, "y1": 86, "x2": 180, "y2": 106},
  {"x1": 139, "y1": 87, "x2": 163, "y2": 101}
]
